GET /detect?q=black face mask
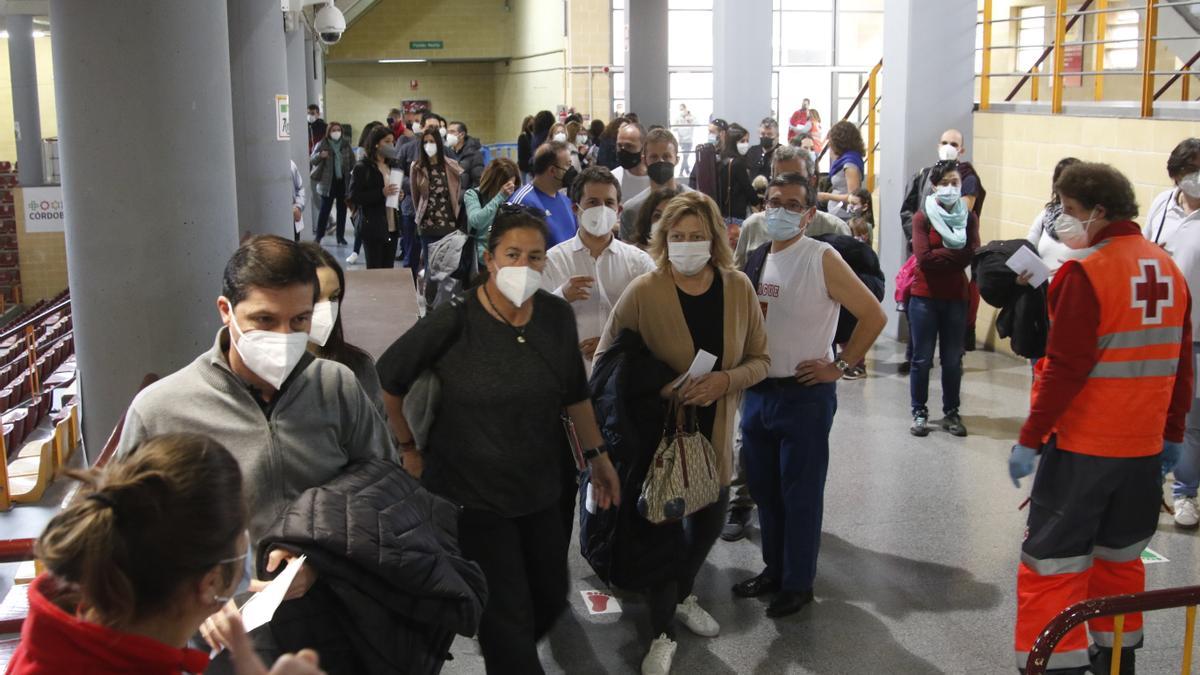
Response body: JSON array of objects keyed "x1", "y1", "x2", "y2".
[
  {"x1": 761, "y1": 136, "x2": 776, "y2": 149},
  {"x1": 560, "y1": 166, "x2": 579, "y2": 191},
  {"x1": 647, "y1": 161, "x2": 675, "y2": 184},
  {"x1": 617, "y1": 148, "x2": 642, "y2": 170}
]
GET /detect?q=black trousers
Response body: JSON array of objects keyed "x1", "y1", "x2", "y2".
[
  {"x1": 646, "y1": 487, "x2": 730, "y2": 638},
  {"x1": 363, "y1": 235, "x2": 398, "y2": 269},
  {"x1": 458, "y1": 503, "x2": 569, "y2": 674}
]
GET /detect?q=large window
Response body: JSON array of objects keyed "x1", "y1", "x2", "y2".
[
  {"x1": 1016, "y1": 5, "x2": 1046, "y2": 73},
  {"x1": 1105, "y1": 9, "x2": 1140, "y2": 70}
]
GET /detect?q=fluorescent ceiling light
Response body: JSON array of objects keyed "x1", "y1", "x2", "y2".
[
  {"x1": 378, "y1": 59, "x2": 425, "y2": 64},
  {"x1": 31, "y1": 31, "x2": 46, "y2": 38}
]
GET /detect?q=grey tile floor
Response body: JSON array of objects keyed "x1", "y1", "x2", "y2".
[{"x1": 324, "y1": 237, "x2": 1200, "y2": 675}]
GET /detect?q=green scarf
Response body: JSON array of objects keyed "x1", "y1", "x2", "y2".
[
  {"x1": 923, "y1": 194, "x2": 968, "y2": 249},
  {"x1": 328, "y1": 137, "x2": 345, "y2": 180}
]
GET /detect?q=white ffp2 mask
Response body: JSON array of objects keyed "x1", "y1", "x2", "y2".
[
  {"x1": 495, "y1": 266, "x2": 542, "y2": 307},
  {"x1": 308, "y1": 300, "x2": 339, "y2": 347},
  {"x1": 578, "y1": 205, "x2": 618, "y2": 237},
  {"x1": 226, "y1": 304, "x2": 309, "y2": 390},
  {"x1": 668, "y1": 241, "x2": 712, "y2": 276}
]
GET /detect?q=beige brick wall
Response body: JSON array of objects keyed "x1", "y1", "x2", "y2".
[
  {"x1": 12, "y1": 189, "x2": 68, "y2": 304},
  {"x1": 330, "y1": 0, "x2": 513, "y2": 61},
  {"x1": 971, "y1": 111, "x2": 1199, "y2": 351},
  {"x1": 326, "y1": 61, "x2": 500, "y2": 143},
  {"x1": 0, "y1": 36, "x2": 58, "y2": 170}
]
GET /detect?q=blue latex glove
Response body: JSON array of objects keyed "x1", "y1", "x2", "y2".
[
  {"x1": 1009, "y1": 444, "x2": 1038, "y2": 488},
  {"x1": 1162, "y1": 439, "x2": 1185, "y2": 479}
]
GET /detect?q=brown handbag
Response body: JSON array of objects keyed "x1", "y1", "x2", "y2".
[{"x1": 637, "y1": 401, "x2": 720, "y2": 524}]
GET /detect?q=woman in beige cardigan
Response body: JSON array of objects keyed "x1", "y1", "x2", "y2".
[{"x1": 595, "y1": 191, "x2": 768, "y2": 675}]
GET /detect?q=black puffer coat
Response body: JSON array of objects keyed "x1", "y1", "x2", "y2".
[
  {"x1": 260, "y1": 459, "x2": 488, "y2": 675},
  {"x1": 581, "y1": 329, "x2": 683, "y2": 591},
  {"x1": 973, "y1": 238, "x2": 1049, "y2": 359}
]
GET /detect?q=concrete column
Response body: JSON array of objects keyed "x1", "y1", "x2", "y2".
[
  {"x1": 625, "y1": 0, "x2": 669, "y2": 129},
  {"x1": 304, "y1": 33, "x2": 324, "y2": 115},
  {"x1": 228, "y1": 0, "x2": 293, "y2": 239},
  {"x1": 713, "y1": 0, "x2": 773, "y2": 143},
  {"x1": 286, "y1": 19, "x2": 311, "y2": 238},
  {"x1": 49, "y1": 0, "x2": 241, "y2": 457},
  {"x1": 878, "y1": 0, "x2": 977, "y2": 338},
  {"x1": 7, "y1": 15, "x2": 42, "y2": 186}
]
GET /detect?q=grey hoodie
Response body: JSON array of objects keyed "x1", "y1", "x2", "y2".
[{"x1": 117, "y1": 329, "x2": 397, "y2": 546}]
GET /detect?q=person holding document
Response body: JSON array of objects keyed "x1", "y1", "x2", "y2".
[
  {"x1": 9, "y1": 434, "x2": 325, "y2": 675},
  {"x1": 350, "y1": 126, "x2": 402, "y2": 269},
  {"x1": 594, "y1": 191, "x2": 768, "y2": 675}
]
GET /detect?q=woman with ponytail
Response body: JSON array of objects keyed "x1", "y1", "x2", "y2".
[{"x1": 7, "y1": 434, "x2": 324, "y2": 675}]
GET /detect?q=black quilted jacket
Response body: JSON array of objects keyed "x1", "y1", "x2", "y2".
[{"x1": 260, "y1": 459, "x2": 489, "y2": 675}]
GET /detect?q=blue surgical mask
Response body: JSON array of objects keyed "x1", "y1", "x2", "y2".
[
  {"x1": 765, "y1": 207, "x2": 806, "y2": 241},
  {"x1": 935, "y1": 184, "x2": 961, "y2": 206}
]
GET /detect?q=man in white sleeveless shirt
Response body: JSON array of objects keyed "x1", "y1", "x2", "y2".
[{"x1": 731, "y1": 173, "x2": 887, "y2": 618}]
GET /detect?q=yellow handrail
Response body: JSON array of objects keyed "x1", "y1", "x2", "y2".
[
  {"x1": 1094, "y1": 0, "x2": 1107, "y2": 101},
  {"x1": 866, "y1": 61, "x2": 881, "y2": 193},
  {"x1": 981, "y1": 0, "x2": 993, "y2": 111},
  {"x1": 1051, "y1": 0, "x2": 1069, "y2": 113},
  {"x1": 1140, "y1": 0, "x2": 1159, "y2": 117}
]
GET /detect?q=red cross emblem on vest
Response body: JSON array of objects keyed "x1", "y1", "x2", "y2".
[{"x1": 1131, "y1": 259, "x2": 1175, "y2": 325}]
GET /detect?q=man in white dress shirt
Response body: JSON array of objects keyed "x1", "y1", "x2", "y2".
[
  {"x1": 1144, "y1": 137, "x2": 1200, "y2": 529},
  {"x1": 542, "y1": 166, "x2": 656, "y2": 364}
]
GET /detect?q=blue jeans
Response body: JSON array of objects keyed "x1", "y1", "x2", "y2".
[
  {"x1": 908, "y1": 295, "x2": 967, "y2": 414},
  {"x1": 741, "y1": 380, "x2": 837, "y2": 593},
  {"x1": 1174, "y1": 342, "x2": 1200, "y2": 499}
]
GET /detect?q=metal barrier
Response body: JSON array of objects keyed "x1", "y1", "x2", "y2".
[
  {"x1": 977, "y1": 0, "x2": 1200, "y2": 117},
  {"x1": 816, "y1": 59, "x2": 882, "y2": 192},
  {"x1": 1026, "y1": 585, "x2": 1200, "y2": 674}
]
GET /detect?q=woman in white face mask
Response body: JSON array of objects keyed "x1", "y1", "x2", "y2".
[
  {"x1": 299, "y1": 243, "x2": 387, "y2": 420},
  {"x1": 376, "y1": 206, "x2": 622, "y2": 675},
  {"x1": 310, "y1": 121, "x2": 355, "y2": 246},
  {"x1": 906, "y1": 159, "x2": 979, "y2": 439},
  {"x1": 593, "y1": 191, "x2": 769, "y2": 674},
  {"x1": 715, "y1": 123, "x2": 761, "y2": 226},
  {"x1": 409, "y1": 128, "x2": 465, "y2": 303}
]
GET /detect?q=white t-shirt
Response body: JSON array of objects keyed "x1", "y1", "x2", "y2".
[
  {"x1": 541, "y1": 233, "x2": 656, "y2": 346},
  {"x1": 611, "y1": 166, "x2": 652, "y2": 206},
  {"x1": 757, "y1": 237, "x2": 841, "y2": 378},
  {"x1": 1146, "y1": 188, "x2": 1200, "y2": 336}
]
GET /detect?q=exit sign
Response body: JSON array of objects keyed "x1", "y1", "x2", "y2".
[{"x1": 410, "y1": 40, "x2": 443, "y2": 50}]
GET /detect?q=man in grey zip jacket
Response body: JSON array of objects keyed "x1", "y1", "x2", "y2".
[{"x1": 116, "y1": 235, "x2": 396, "y2": 583}]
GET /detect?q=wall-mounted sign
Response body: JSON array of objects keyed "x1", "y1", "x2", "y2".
[
  {"x1": 409, "y1": 40, "x2": 443, "y2": 50},
  {"x1": 410, "y1": 79, "x2": 419, "y2": 91},
  {"x1": 23, "y1": 186, "x2": 65, "y2": 234},
  {"x1": 276, "y1": 94, "x2": 290, "y2": 141}
]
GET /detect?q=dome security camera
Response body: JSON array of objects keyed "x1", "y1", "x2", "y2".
[{"x1": 314, "y1": 4, "x2": 346, "y2": 46}]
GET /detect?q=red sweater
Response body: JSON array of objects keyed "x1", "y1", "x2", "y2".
[
  {"x1": 1018, "y1": 222, "x2": 1193, "y2": 449},
  {"x1": 5, "y1": 574, "x2": 210, "y2": 675},
  {"x1": 910, "y1": 209, "x2": 980, "y2": 301}
]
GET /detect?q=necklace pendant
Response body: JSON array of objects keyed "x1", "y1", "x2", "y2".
[{"x1": 517, "y1": 335, "x2": 526, "y2": 343}]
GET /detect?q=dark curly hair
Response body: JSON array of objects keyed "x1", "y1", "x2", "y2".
[
  {"x1": 826, "y1": 120, "x2": 866, "y2": 156},
  {"x1": 1167, "y1": 138, "x2": 1200, "y2": 181},
  {"x1": 1054, "y1": 162, "x2": 1139, "y2": 222}
]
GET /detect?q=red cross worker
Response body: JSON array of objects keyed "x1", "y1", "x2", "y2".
[{"x1": 1008, "y1": 163, "x2": 1193, "y2": 674}]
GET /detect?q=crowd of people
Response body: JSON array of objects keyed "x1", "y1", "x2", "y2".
[{"x1": 6, "y1": 99, "x2": 1200, "y2": 675}]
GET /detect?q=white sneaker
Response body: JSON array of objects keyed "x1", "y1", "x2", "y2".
[
  {"x1": 1175, "y1": 497, "x2": 1200, "y2": 528},
  {"x1": 675, "y1": 595, "x2": 720, "y2": 637},
  {"x1": 345, "y1": 252, "x2": 359, "y2": 264},
  {"x1": 641, "y1": 634, "x2": 677, "y2": 675}
]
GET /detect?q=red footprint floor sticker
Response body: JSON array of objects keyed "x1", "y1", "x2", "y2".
[{"x1": 580, "y1": 590, "x2": 622, "y2": 615}]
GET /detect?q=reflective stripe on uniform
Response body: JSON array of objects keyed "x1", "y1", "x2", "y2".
[
  {"x1": 1020, "y1": 551, "x2": 1093, "y2": 576},
  {"x1": 1093, "y1": 537, "x2": 1152, "y2": 563},
  {"x1": 1097, "y1": 327, "x2": 1185, "y2": 350},
  {"x1": 1015, "y1": 648, "x2": 1091, "y2": 670},
  {"x1": 1089, "y1": 359, "x2": 1179, "y2": 379},
  {"x1": 1091, "y1": 628, "x2": 1145, "y2": 648}
]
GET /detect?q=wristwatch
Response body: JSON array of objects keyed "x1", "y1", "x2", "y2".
[
  {"x1": 834, "y1": 359, "x2": 851, "y2": 372},
  {"x1": 582, "y1": 445, "x2": 608, "y2": 462}
]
